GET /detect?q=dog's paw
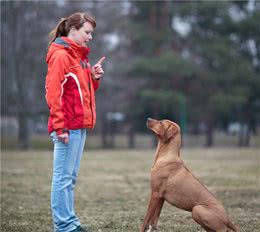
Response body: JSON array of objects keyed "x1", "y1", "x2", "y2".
[{"x1": 146, "y1": 225, "x2": 153, "y2": 232}]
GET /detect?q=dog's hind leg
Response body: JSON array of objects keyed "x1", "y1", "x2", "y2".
[
  {"x1": 140, "y1": 192, "x2": 162, "y2": 232},
  {"x1": 192, "y1": 205, "x2": 231, "y2": 232}
]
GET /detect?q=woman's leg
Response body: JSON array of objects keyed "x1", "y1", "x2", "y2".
[
  {"x1": 50, "y1": 129, "x2": 86, "y2": 232},
  {"x1": 70, "y1": 129, "x2": 87, "y2": 228},
  {"x1": 72, "y1": 129, "x2": 87, "y2": 188}
]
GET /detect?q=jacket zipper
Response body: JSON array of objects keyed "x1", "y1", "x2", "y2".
[{"x1": 88, "y1": 74, "x2": 94, "y2": 127}]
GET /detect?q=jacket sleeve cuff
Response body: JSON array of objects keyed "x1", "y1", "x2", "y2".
[
  {"x1": 56, "y1": 128, "x2": 69, "y2": 135},
  {"x1": 93, "y1": 78, "x2": 100, "y2": 90}
]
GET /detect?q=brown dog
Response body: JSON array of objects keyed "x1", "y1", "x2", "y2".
[{"x1": 140, "y1": 118, "x2": 239, "y2": 232}]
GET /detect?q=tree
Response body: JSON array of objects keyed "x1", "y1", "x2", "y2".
[
  {"x1": 1, "y1": 1, "x2": 129, "y2": 149},
  {"x1": 177, "y1": 1, "x2": 260, "y2": 146},
  {"x1": 1, "y1": 1, "x2": 60, "y2": 149},
  {"x1": 126, "y1": 0, "x2": 260, "y2": 147},
  {"x1": 229, "y1": 1, "x2": 260, "y2": 146},
  {"x1": 126, "y1": 1, "x2": 194, "y2": 146}
]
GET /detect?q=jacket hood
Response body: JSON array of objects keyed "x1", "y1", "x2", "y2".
[{"x1": 46, "y1": 37, "x2": 90, "y2": 64}]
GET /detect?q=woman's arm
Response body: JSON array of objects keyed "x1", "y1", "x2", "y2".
[{"x1": 45, "y1": 51, "x2": 69, "y2": 135}]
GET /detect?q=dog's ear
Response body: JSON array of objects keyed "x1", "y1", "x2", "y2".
[{"x1": 163, "y1": 125, "x2": 178, "y2": 143}]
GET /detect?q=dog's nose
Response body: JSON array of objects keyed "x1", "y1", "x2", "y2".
[{"x1": 146, "y1": 118, "x2": 154, "y2": 128}]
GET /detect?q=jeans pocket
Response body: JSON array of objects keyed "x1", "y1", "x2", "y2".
[
  {"x1": 69, "y1": 129, "x2": 82, "y2": 140},
  {"x1": 69, "y1": 129, "x2": 81, "y2": 135}
]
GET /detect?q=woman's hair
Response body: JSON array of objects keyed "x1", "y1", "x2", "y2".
[{"x1": 48, "y1": 12, "x2": 96, "y2": 46}]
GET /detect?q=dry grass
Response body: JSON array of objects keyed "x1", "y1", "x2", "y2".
[{"x1": 1, "y1": 148, "x2": 260, "y2": 231}]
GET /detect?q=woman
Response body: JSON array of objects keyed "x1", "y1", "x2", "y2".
[{"x1": 45, "y1": 12, "x2": 105, "y2": 232}]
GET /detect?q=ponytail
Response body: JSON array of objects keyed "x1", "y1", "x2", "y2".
[{"x1": 48, "y1": 18, "x2": 68, "y2": 47}]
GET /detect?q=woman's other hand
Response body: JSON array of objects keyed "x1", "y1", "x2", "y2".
[{"x1": 57, "y1": 133, "x2": 69, "y2": 144}]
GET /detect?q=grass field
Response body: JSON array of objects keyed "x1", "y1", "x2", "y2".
[{"x1": 1, "y1": 148, "x2": 260, "y2": 232}]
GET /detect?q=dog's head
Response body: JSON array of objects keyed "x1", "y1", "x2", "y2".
[{"x1": 146, "y1": 118, "x2": 180, "y2": 143}]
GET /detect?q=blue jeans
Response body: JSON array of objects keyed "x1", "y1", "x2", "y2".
[{"x1": 50, "y1": 129, "x2": 87, "y2": 232}]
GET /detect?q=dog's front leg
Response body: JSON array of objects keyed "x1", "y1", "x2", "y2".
[
  {"x1": 140, "y1": 192, "x2": 162, "y2": 232},
  {"x1": 150, "y1": 198, "x2": 164, "y2": 230}
]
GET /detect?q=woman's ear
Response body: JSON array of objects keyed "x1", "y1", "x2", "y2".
[{"x1": 68, "y1": 26, "x2": 77, "y2": 36}]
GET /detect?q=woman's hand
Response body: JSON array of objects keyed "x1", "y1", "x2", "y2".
[
  {"x1": 89, "y1": 56, "x2": 106, "y2": 80},
  {"x1": 57, "y1": 133, "x2": 69, "y2": 144}
]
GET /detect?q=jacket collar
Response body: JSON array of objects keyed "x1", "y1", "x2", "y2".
[{"x1": 54, "y1": 36, "x2": 90, "y2": 59}]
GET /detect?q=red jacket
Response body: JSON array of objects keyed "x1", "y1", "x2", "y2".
[{"x1": 45, "y1": 37, "x2": 100, "y2": 135}]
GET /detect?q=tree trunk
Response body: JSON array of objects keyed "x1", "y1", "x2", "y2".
[
  {"x1": 102, "y1": 118, "x2": 115, "y2": 149},
  {"x1": 101, "y1": 116, "x2": 109, "y2": 148},
  {"x1": 127, "y1": 124, "x2": 135, "y2": 149},
  {"x1": 205, "y1": 120, "x2": 214, "y2": 147},
  {"x1": 238, "y1": 123, "x2": 250, "y2": 147},
  {"x1": 245, "y1": 128, "x2": 250, "y2": 146},
  {"x1": 109, "y1": 121, "x2": 116, "y2": 148},
  {"x1": 17, "y1": 113, "x2": 30, "y2": 150}
]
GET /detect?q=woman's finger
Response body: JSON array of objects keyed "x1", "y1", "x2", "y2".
[{"x1": 96, "y1": 56, "x2": 106, "y2": 65}]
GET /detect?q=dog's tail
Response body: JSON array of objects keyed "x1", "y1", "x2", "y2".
[{"x1": 227, "y1": 220, "x2": 240, "y2": 232}]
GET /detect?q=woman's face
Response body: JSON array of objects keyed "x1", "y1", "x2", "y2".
[{"x1": 69, "y1": 21, "x2": 94, "y2": 47}]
